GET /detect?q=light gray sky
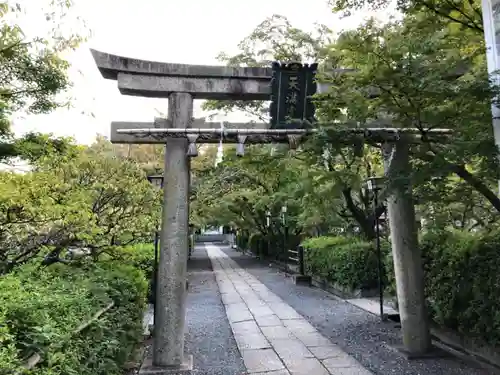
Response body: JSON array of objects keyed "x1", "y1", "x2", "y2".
[{"x1": 12, "y1": 0, "x2": 390, "y2": 144}]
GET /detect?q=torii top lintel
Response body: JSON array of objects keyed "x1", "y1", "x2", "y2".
[
  {"x1": 90, "y1": 49, "x2": 273, "y2": 80},
  {"x1": 90, "y1": 49, "x2": 276, "y2": 100},
  {"x1": 90, "y1": 49, "x2": 344, "y2": 100}
]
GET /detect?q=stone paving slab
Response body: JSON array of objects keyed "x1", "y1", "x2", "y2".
[
  {"x1": 248, "y1": 305, "x2": 275, "y2": 317},
  {"x1": 234, "y1": 332, "x2": 271, "y2": 350},
  {"x1": 270, "y1": 338, "x2": 315, "y2": 360},
  {"x1": 285, "y1": 357, "x2": 330, "y2": 375},
  {"x1": 205, "y1": 244, "x2": 373, "y2": 375},
  {"x1": 309, "y1": 345, "x2": 349, "y2": 360},
  {"x1": 241, "y1": 348, "x2": 285, "y2": 372},
  {"x1": 282, "y1": 319, "x2": 317, "y2": 334},
  {"x1": 221, "y1": 292, "x2": 243, "y2": 305},
  {"x1": 322, "y1": 355, "x2": 367, "y2": 369},
  {"x1": 255, "y1": 314, "x2": 282, "y2": 327},
  {"x1": 226, "y1": 303, "x2": 253, "y2": 323},
  {"x1": 231, "y1": 320, "x2": 261, "y2": 335},
  {"x1": 260, "y1": 325, "x2": 295, "y2": 340},
  {"x1": 294, "y1": 332, "x2": 336, "y2": 347}
]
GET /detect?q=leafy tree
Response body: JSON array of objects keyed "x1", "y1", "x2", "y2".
[
  {"x1": 198, "y1": 15, "x2": 388, "y2": 239},
  {"x1": 329, "y1": 0, "x2": 483, "y2": 32},
  {"x1": 193, "y1": 7, "x2": 500, "y2": 240},
  {"x1": 0, "y1": 0, "x2": 83, "y2": 159},
  {"x1": 203, "y1": 14, "x2": 332, "y2": 121},
  {"x1": 0, "y1": 143, "x2": 160, "y2": 274},
  {"x1": 7, "y1": 131, "x2": 79, "y2": 162},
  {"x1": 90, "y1": 135, "x2": 219, "y2": 177},
  {"x1": 317, "y1": 13, "x2": 500, "y2": 218}
]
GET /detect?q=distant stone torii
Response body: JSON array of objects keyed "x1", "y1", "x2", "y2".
[{"x1": 91, "y1": 49, "x2": 450, "y2": 373}]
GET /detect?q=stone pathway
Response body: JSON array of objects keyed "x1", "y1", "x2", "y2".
[
  {"x1": 219, "y1": 245, "x2": 490, "y2": 375},
  {"x1": 206, "y1": 244, "x2": 373, "y2": 375}
]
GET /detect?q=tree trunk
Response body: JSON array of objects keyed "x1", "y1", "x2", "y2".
[
  {"x1": 418, "y1": 152, "x2": 500, "y2": 213},
  {"x1": 342, "y1": 188, "x2": 376, "y2": 239},
  {"x1": 448, "y1": 163, "x2": 500, "y2": 212}
]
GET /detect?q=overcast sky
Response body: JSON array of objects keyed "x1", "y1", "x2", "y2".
[{"x1": 11, "y1": 0, "x2": 391, "y2": 145}]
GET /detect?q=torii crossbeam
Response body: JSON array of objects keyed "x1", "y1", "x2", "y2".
[{"x1": 92, "y1": 49, "x2": 446, "y2": 373}]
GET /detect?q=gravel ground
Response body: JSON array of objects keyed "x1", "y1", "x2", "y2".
[
  {"x1": 220, "y1": 245, "x2": 491, "y2": 375},
  {"x1": 185, "y1": 246, "x2": 246, "y2": 375}
]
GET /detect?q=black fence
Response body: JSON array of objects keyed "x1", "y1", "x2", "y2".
[
  {"x1": 194, "y1": 234, "x2": 227, "y2": 243},
  {"x1": 287, "y1": 245, "x2": 306, "y2": 276}
]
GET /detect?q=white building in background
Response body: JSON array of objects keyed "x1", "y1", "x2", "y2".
[
  {"x1": 215, "y1": 121, "x2": 224, "y2": 167},
  {"x1": 0, "y1": 158, "x2": 31, "y2": 174}
]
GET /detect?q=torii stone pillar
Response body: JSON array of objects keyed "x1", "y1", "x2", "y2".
[
  {"x1": 383, "y1": 142, "x2": 431, "y2": 356},
  {"x1": 154, "y1": 92, "x2": 192, "y2": 368}
]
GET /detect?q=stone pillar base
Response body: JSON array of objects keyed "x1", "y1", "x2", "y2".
[
  {"x1": 391, "y1": 344, "x2": 450, "y2": 360},
  {"x1": 139, "y1": 355, "x2": 193, "y2": 375},
  {"x1": 293, "y1": 275, "x2": 312, "y2": 286}
]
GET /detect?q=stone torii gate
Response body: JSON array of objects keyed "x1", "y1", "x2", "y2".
[{"x1": 90, "y1": 49, "x2": 449, "y2": 373}]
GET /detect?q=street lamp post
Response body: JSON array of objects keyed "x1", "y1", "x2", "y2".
[
  {"x1": 147, "y1": 174, "x2": 164, "y2": 329},
  {"x1": 281, "y1": 205, "x2": 288, "y2": 261},
  {"x1": 481, "y1": 0, "x2": 500, "y2": 194},
  {"x1": 366, "y1": 176, "x2": 386, "y2": 322},
  {"x1": 188, "y1": 223, "x2": 194, "y2": 260},
  {"x1": 266, "y1": 211, "x2": 271, "y2": 257}
]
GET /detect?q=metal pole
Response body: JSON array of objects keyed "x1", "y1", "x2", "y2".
[
  {"x1": 283, "y1": 226, "x2": 288, "y2": 263},
  {"x1": 267, "y1": 231, "x2": 271, "y2": 261},
  {"x1": 153, "y1": 230, "x2": 159, "y2": 326},
  {"x1": 298, "y1": 245, "x2": 305, "y2": 276},
  {"x1": 188, "y1": 230, "x2": 192, "y2": 260},
  {"x1": 480, "y1": 0, "x2": 500, "y2": 195},
  {"x1": 374, "y1": 191, "x2": 385, "y2": 321}
]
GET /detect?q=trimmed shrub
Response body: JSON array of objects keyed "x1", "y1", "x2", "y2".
[
  {"x1": 118, "y1": 243, "x2": 155, "y2": 303},
  {"x1": 419, "y1": 229, "x2": 500, "y2": 346},
  {"x1": 120, "y1": 243, "x2": 155, "y2": 280},
  {"x1": 242, "y1": 231, "x2": 303, "y2": 261},
  {"x1": 0, "y1": 261, "x2": 148, "y2": 375},
  {"x1": 379, "y1": 229, "x2": 500, "y2": 346},
  {"x1": 302, "y1": 235, "x2": 385, "y2": 291}
]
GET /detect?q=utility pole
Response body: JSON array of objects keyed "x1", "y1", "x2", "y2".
[{"x1": 481, "y1": 0, "x2": 500, "y2": 194}]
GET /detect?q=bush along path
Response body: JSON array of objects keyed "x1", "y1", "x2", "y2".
[
  {"x1": 221, "y1": 244, "x2": 490, "y2": 375},
  {"x1": 299, "y1": 231, "x2": 500, "y2": 368},
  {"x1": 0, "y1": 260, "x2": 148, "y2": 375}
]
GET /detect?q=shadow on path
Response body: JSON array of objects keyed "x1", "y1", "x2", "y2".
[{"x1": 221, "y1": 246, "x2": 491, "y2": 375}]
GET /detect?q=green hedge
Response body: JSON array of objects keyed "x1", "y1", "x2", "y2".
[
  {"x1": 306, "y1": 231, "x2": 500, "y2": 347},
  {"x1": 0, "y1": 261, "x2": 148, "y2": 375},
  {"x1": 302, "y1": 236, "x2": 385, "y2": 291},
  {"x1": 420, "y1": 229, "x2": 500, "y2": 346},
  {"x1": 120, "y1": 243, "x2": 155, "y2": 280},
  {"x1": 239, "y1": 231, "x2": 304, "y2": 261}
]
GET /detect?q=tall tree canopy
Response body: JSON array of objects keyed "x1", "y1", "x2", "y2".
[
  {"x1": 193, "y1": 2, "x2": 500, "y2": 241},
  {"x1": 0, "y1": 0, "x2": 83, "y2": 159}
]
